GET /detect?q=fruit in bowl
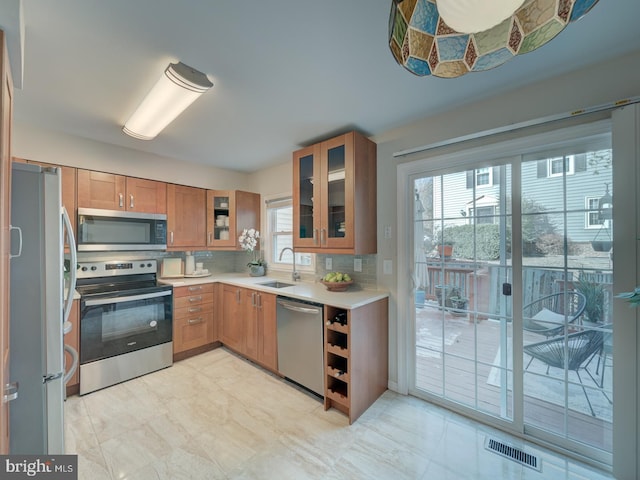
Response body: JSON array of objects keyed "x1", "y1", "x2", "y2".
[{"x1": 321, "y1": 272, "x2": 353, "y2": 292}]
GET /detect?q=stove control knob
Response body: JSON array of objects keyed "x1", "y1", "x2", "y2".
[
  {"x1": 81, "y1": 266, "x2": 88, "y2": 272},
  {"x1": 91, "y1": 266, "x2": 97, "y2": 271},
  {"x1": 147, "y1": 263, "x2": 152, "y2": 268},
  {"x1": 140, "y1": 263, "x2": 145, "y2": 268}
]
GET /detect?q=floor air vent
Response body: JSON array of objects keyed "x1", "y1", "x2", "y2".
[{"x1": 485, "y1": 437, "x2": 541, "y2": 471}]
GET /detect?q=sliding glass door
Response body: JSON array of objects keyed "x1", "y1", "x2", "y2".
[
  {"x1": 408, "y1": 127, "x2": 614, "y2": 464},
  {"x1": 521, "y1": 146, "x2": 613, "y2": 458},
  {"x1": 413, "y1": 163, "x2": 514, "y2": 420}
]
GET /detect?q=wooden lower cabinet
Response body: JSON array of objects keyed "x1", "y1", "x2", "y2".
[
  {"x1": 64, "y1": 299, "x2": 80, "y2": 396},
  {"x1": 242, "y1": 289, "x2": 277, "y2": 371},
  {"x1": 324, "y1": 298, "x2": 388, "y2": 424},
  {"x1": 221, "y1": 285, "x2": 277, "y2": 371},
  {"x1": 256, "y1": 292, "x2": 277, "y2": 371},
  {"x1": 221, "y1": 284, "x2": 243, "y2": 352},
  {"x1": 173, "y1": 284, "x2": 215, "y2": 359}
]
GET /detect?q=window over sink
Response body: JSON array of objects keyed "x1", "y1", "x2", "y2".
[{"x1": 265, "y1": 195, "x2": 314, "y2": 272}]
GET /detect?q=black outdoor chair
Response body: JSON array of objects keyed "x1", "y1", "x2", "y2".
[
  {"x1": 524, "y1": 327, "x2": 611, "y2": 417},
  {"x1": 522, "y1": 291, "x2": 586, "y2": 337}
]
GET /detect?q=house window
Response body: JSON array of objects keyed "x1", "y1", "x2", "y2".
[
  {"x1": 266, "y1": 197, "x2": 314, "y2": 271},
  {"x1": 466, "y1": 167, "x2": 499, "y2": 188},
  {"x1": 585, "y1": 197, "x2": 603, "y2": 228},
  {"x1": 476, "y1": 167, "x2": 491, "y2": 186},
  {"x1": 547, "y1": 155, "x2": 575, "y2": 177},
  {"x1": 468, "y1": 206, "x2": 496, "y2": 224}
]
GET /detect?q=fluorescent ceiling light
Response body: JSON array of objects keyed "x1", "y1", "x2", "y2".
[
  {"x1": 437, "y1": 0, "x2": 525, "y2": 33},
  {"x1": 123, "y1": 62, "x2": 213, "y2": 140}
]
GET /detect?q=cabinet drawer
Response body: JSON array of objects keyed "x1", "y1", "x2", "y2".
[
  {"x1": 174, "y1": 310, "x2": 214, "y2": 353},
  {"x1": 174, "y1": 292, "x2": 214, "y2": 309},
  {"x1": 174, "y1": 283, "x2": 214, "y2": 298},
  {"x1": 174, "y1": 302, "x2": 214, "y2": 319}
]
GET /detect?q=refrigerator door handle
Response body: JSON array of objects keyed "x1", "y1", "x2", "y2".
[
  {"x1": 8, "y1": 225, "x2": 22, "y2": 259},
  {"x1": 63, "y1": 345, "x2": 78, "y2": 385},
  {"x1": 43, "y1": 373, "x2": 63, "y2": 384},
  {"x1": 3, "y1": 382, "x2": 18, "y2": 403},
  {"x1": 62, "y1": 206, "x2": 77, "y2": 324}
]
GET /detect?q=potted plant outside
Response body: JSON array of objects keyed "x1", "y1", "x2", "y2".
[
  {"x1": 591, "y1": 240, "x2": 612, "y2": 252},
  {"x1": 435, "y1": 285, "x2": 459, "y2": 308},
  {"x1": 449, "y1": 295, "x2": 468, "y2": 316},
  {"x1": 437, "y1": 242, "x2": 454, "y2": 258},
  {"x1": 574, "y1": 276, "x2": 605, "y2": 324}
]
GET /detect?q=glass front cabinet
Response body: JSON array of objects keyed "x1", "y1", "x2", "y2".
[
  {"x1": 292, "y1": 131, "x2": 377, "y2": 254},
  {"x1": 206, "y1": 190, "x2": 260, "y2": 249}
]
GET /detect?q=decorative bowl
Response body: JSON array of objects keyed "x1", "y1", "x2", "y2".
[{"x1": 321, "y1": 280, "x2": 354, "y2": 292}]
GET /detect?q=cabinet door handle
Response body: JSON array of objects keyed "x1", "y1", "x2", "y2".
[
  {"x1": 208, "y1": 232, "x2": 213, "y2": 244},
  {"x1": 130, "y1": 194, "x2": 134, "y2": 209},
  {"x1": 236, "y1": 289, "x2": 241, "y2": 303},
  {"x1": 188, "y1": 307, "x2": 202, "y2": 313},
  {"x1": 3, "y1": 382, "x2": 18, "y2": 403},
  {"x1": 189, "y1": 296, "x2": 203, "y2": 302},
  {"x1": 257, "y1": 293, "x2": 262, "y2": 309},
  {"x1": 188, "y1": 317, "x2": 204, "y2": 325},
  {"x1": 321, "y1": 228, "x2": 326, "y2": 245},
  {"x1": 188, "y1": 286, "x2": 203, "y2": 292},
  {"x1": 170, "y1": 231, "x2": 174, "y2": 245},
  {"x1": 251, "y1": 292, "x2": 256, "y2": 307},
  {"x1": 313, "y1": 228, "x2": 318, "y2": 245},
  {"x1": 119, "y1": 193, "x2": 124, "y2": 208}
]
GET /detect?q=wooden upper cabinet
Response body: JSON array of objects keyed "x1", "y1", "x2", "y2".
[
  {"x1": 126, "y1": 177, "x2": 167, "y2": 214},
  {"x1": 166, "y1": 184, "x2": 206, "y2": 249},
  {"x1": 77, "y1": 170, "x2": 166, "y2": 214},
  {"x1": 293, "y1": 131, "x2": 377, "y2": 254},
  {"x1": 206, "y1": 190, "x2": 260, "y2": 250},
  {"x1": 77, "y1": 170, "x2": 125, "y2": 210}
]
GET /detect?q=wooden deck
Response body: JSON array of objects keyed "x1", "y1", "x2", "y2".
[{"x1": 414, "y1": 302, "x2": 612, "y2": 452}]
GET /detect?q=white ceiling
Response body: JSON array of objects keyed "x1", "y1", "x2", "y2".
[{"x1": 8, "y1": 0, "x2": 640, "y2": 173}]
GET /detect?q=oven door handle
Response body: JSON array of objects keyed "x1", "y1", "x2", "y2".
[{"x1": 84, "y1": 290, "x2": 172, "y2": 307}]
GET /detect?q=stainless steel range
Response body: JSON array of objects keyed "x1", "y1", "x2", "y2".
[{"x1": 76, "y1": 259, "x2": 173, "y2": 395}]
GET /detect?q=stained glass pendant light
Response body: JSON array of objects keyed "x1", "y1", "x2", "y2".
[{"x1": 389, "y1": 0, "x2": 600, "y2": 78}]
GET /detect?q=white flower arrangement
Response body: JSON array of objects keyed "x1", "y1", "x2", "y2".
[{"x1": 239, "y1": 228, "x2": 263, "y2": 266}]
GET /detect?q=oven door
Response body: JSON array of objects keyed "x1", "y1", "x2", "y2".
[{"x1": 80, "y1": 287, "x2": 173, "y2": 364}]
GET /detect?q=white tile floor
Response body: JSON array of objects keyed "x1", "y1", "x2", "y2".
[{"x1": 65, "y1": 348, "x2": 614, "y2": 480}]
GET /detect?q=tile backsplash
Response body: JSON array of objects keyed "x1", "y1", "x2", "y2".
[
  {"x1": 75, "y1": 250, "x2": 379, "y2": 289},
  {"x1": 316, "y1": 254, "x2": 377, "y2": 290}
]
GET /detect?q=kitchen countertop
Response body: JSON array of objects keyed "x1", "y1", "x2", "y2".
[{"x1": 158, "y1": 273, "x2": 388, "y2": 310}]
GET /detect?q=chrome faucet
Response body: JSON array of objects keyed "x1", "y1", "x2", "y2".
[{"x1": 279, "y1": 247, "x2": 300, "y2": 282}]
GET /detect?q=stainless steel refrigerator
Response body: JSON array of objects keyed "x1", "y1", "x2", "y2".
[{"x1": 8, "y1": 162, "x2": 77, "y2": 454}]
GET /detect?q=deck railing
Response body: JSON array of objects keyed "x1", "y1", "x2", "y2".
[{"x1": 419, "y1": 258, "x2": 612, "y2": 320}]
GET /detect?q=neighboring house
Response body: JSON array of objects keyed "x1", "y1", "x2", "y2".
[{"x1": 425, "y1": 148, "x2": 613, "y2": 248}]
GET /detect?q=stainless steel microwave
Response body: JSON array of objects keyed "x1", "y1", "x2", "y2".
[{"x1": 77, "y1": 208, "x2": 167, "y2": 251}]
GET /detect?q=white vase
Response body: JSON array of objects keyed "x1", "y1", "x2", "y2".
[{"x1": 249, "y1": 265, "x2": 265, "y2": 277}]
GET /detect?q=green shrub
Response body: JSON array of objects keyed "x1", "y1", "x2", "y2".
[{"x1": 436, "y1": 224, "x2": 501, "y2": 260}]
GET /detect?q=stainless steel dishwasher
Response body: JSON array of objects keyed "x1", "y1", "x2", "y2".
[{"x1": 276, "y1": 297, "x2": 324, "y2": 397}]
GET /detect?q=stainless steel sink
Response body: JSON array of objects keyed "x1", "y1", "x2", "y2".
[{"x1": 258, "y1": 281, "x2": 294, "y2": 289}]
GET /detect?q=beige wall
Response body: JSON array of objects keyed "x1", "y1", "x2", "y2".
[
  {"x1": 246, "y1": 160, "x2": 291, "y2": 197},
  {"x1": 12, "y1": 123, "x2": 250, "y2": 190}
]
